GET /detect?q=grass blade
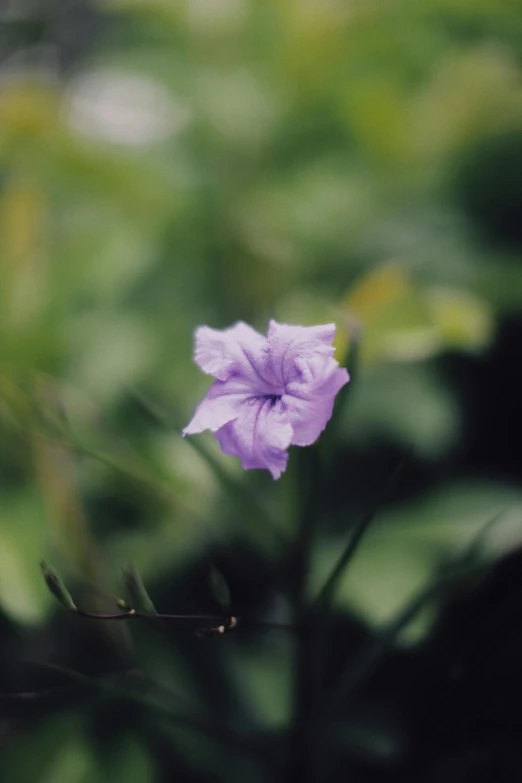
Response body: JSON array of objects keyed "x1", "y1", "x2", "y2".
[
  {"x1": 313, "y1": 457, "x2": 405, "y2": 613},
  {"x1": 324, "y1": 508, "x2": 508, "y2": 717}
]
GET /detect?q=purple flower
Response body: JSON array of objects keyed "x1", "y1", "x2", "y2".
[{"x1": 183, "y1": 320, "x2": 349, "y2": 479}]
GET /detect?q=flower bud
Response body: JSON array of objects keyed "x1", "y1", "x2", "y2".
[
  {"x1": 122, "y1": 564, "x2": 158, "y2": 618},
  {"x1": 40, "y1": 561, "x2": 77, "y2": 611}
]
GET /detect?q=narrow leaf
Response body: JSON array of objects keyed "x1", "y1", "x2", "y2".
[
  {"x1": 325, "y1": 508, "x2": 508, "y2": 716},
  {"x1": 314, "y1": 457, "x2": 405, "y2": 612}
]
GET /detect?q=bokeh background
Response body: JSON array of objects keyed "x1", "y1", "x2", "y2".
[{"x1": 2, "y1": 0, "x2": 522, "y2": 780}]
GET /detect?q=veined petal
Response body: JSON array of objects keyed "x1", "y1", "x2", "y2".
[
  {"x1": 184, "y1": 319, "x2": 350, "y2": 478},
  {"x1": 285, "y1": 358, "x2": 349, "y2": 398},
  {"x1": 267, "y1": 320, "x2": 336, "y2": 386},
  {"x1": 283, "y1": 365, "x2": 349, "y2": 446},
  {"x1": 215, "y1": 397, "x2": 293, "y2": 480},
  {"x1": 194, "y1": 322, "x2": 272, "y2": 388},
  {"x1": 182, "y1": 380, "x2": 249, "y2": 435}
]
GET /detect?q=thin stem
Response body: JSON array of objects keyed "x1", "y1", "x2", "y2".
[
  {"x1": 76, "y1": 609, "x2": 137, "y2": 621},
  {"x1": 287, "y1": 448, "x2": 322, "y2": 783},
  {"x1": 74, "y1": 608, "x2": 295, "y2": 632},
  {"x1": 77, "y1": 610, "x2": 225, "y2": 622}
]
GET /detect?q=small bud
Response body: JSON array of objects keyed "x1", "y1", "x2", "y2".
[
  {"x1": 209, "y1": 566, "x2": 231, "y2": 609},
  {"x1": 122, "y1": 564, "x2": 158, "y2": 618},
  {"x1": 40, "y1": 562, "x2": 77, "y2": 611}
]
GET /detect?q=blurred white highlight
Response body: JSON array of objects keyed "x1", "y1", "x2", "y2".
[{"x1": 65, "y1": 69, "x2": 190, "y2": 147}]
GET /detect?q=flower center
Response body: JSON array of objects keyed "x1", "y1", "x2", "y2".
[{"x1": 263, "y1": 393, "x2": 281, "y2": 407}]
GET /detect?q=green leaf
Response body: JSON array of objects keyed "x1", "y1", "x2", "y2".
[
  {"x1": 425, "y1": 286, "x2": 493, "y2": 351},
  {"x1": 345, "y1": 362, "x2": 460, "y2": 458},
  {"x1": 0, "y1": 492, "x2": 51, "y2": 624},
  {"x1": 343, "y1": 265, "x2": 493, "y2": 364}
]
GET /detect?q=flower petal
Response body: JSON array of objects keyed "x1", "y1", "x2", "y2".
[
  {"x1": 185, "y1": 319, "x2": 350, "y2": 478},
  {"x1": 215, "y1": 397, "x2": 293, "y2": 479},
  {"x1": 194, "y1": 322, "x2": 271, "y2": 387},
  {"x1": 283, "y1": 365, "x2": 349, "y2": 446},
  {"x1": 182, "y1": 379, "x2": 249, "y2": 436},
  {"x1": 266, "y1": 320, "x2": 336, "y2": 386}
]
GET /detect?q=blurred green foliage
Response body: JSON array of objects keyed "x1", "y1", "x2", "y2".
[{"x1": 2, "y1": 0, "x2": 522, "y2": 780}]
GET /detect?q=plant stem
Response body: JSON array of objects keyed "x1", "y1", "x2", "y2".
[
  {"x1": 287, "y1": 449, "x2": 322, "y2": 782},
  {"x1": 74, "y1": 608, "x2": 295, "y2": 633}
]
